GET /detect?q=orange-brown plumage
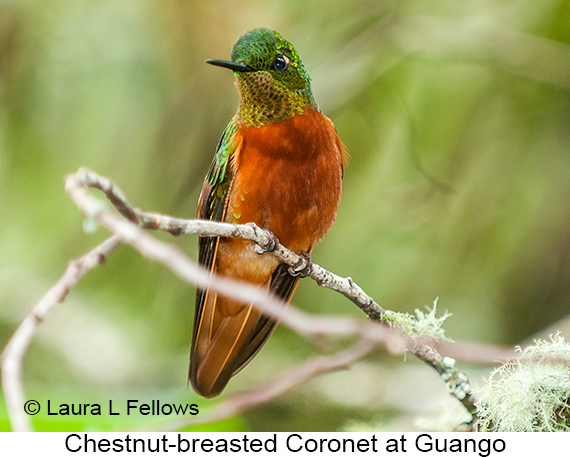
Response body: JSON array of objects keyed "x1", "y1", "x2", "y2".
[
  {"x1": 190, "y1": 28, "x2": 347, "y2": 398},
  {"x1": 231, "y1": 107, "x2": 346, "y2": 250}
]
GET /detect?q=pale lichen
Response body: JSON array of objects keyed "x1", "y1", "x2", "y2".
[
  {"x1": 382, "y1": 299, "x2": 452, "y2": 341},
  {"x1": 475, "y1": 333, "x2": 570, "y2": 432}
]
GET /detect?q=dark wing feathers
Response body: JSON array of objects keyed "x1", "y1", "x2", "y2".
[{"x1": 232, "y1": 264, "x2": 300, "y2": 373}]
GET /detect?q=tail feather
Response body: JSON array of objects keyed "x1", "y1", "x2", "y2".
[
  {"x1": 190, "y1": 294, "x2": 263, "y2": 397},
  {"x1": 190, "y1": 261, "x2": 302, "y2": 398}
]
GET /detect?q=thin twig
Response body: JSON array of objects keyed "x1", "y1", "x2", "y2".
[
  {"x1": 436, "y1": 340, "x2": 517, "y2": 366},
  {"x1": 0, "y1": 236, "x2": 121, "y2": 432},
  {"x1": 412, "y1": 344, "x2": 476, "y2": 417}
]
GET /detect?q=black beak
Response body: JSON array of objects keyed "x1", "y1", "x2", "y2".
[{"x1": 205, "y1": 59, "x2": 255, "y2": 73}]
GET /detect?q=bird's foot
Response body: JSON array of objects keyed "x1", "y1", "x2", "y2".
[
  {"x1": 249, "y1": 224, "x2": 279, "y2": 254},
  {"x1": 288, "y1": 251, "x2": 313, "y2": 278}
]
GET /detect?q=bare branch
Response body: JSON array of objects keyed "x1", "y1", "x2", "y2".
[
  {"x1": 64, "y1": 170, "x2": 403, "y2": 345},
  {"x1": 71, "y1": 168, "x2": 386, "y2": 321},
  {"x1": 0, "y1": 236, "x2": 121, "y2": 432},
  {"x1": 64, "y1": 168, "x2": 478, "y2": 420}
]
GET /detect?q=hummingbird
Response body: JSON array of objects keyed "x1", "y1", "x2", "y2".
[{"x1": 190, "y1": 28, "x2": 348, "y2": 398}]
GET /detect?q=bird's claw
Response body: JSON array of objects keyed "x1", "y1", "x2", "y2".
[
  {"x1": 288, "y1": 251, "x2": 313, "y2": 278},
  {"x1": 252, "y1": 226, "x2": 279, "y2": 254}
]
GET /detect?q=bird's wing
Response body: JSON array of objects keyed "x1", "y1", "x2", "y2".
[
  {"x1": 192, "y1": 121, "x2": 239, "y2": 396},
  {"x1": 195, "y1": 121, "x2": 238, "y2": 271}
]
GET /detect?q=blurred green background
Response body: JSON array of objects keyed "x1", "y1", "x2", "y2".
[{"x1": 1, "y1": 0, "x2": 570, "y2": 432}]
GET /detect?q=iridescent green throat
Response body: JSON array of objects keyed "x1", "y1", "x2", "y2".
[{"x1": 234, "y1": 72, "x2": 317, "y2": 127}]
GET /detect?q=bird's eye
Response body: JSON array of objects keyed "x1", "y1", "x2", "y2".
[{"x1": 272, "y1": 54, "x2": 290, "y2": 71}]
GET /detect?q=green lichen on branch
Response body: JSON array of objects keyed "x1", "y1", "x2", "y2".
[
  {"x1": 382, "y1": 299, "x2": 452, "y2": 341},
  {"x1": 475, "y1": 334, "x2": 570, "y2": 432}
]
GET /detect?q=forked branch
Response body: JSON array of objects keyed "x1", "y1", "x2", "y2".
[
  {"x1": 1, "y1": 168, "x2": 478, "y2": 432},
  {"x1": 65, "y1": 168, "x2": 477, "y2": 417}
]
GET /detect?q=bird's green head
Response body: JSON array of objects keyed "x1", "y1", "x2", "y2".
[{"x1": 207, "y1": 28, "x2": 317, "y2": 126}]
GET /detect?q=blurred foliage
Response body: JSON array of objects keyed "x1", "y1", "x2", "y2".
[{"x1": 1, "y1": 0, "x2": 570, "y2": 432}]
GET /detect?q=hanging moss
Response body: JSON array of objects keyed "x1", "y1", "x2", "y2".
[{"x1": 476, "y1": 334, "x2": 570, "y2": 432}]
